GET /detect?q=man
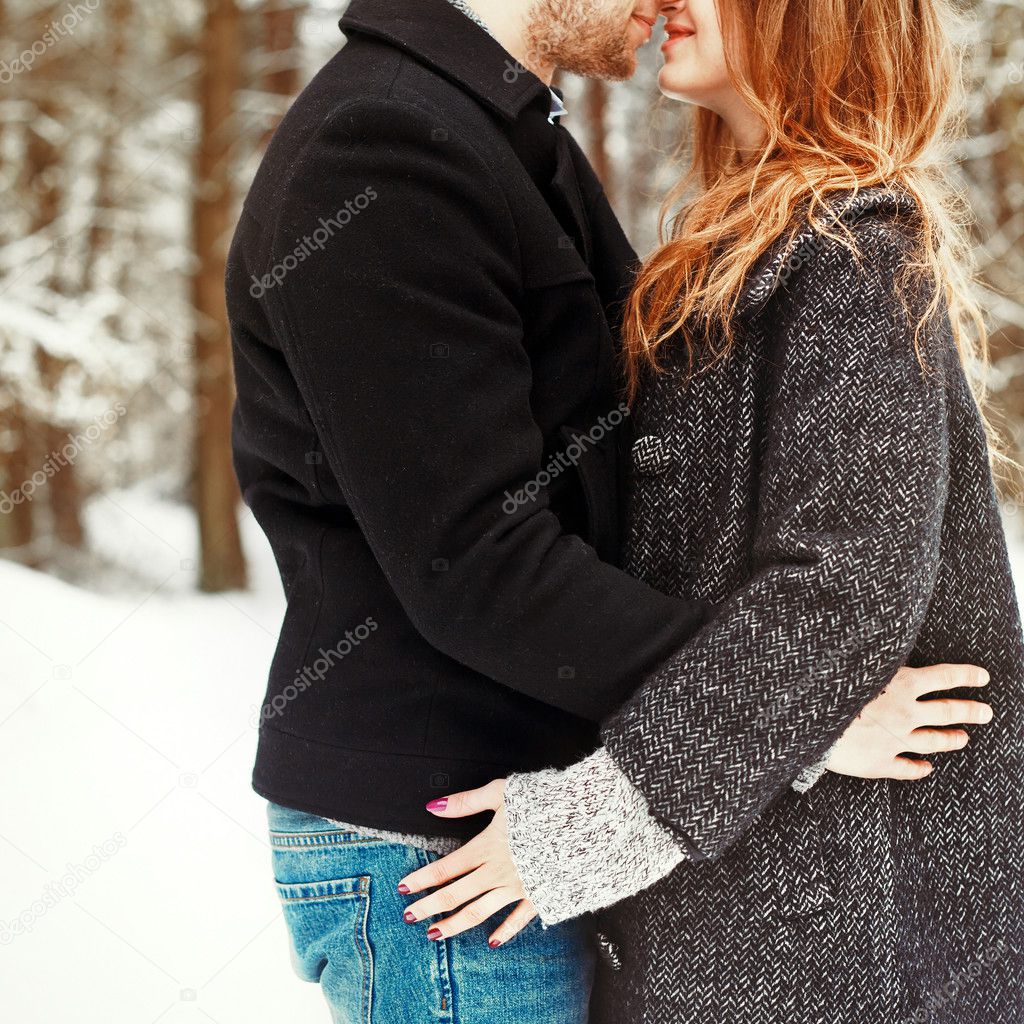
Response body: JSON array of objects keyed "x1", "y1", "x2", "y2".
[{"x1": 226, "y1": 0, "x2": 986, "y2": 1019}]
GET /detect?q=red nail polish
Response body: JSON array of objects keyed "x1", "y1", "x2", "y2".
[
  {"x1": 489, "y1": 939, "x2": 502, "y2": 949},
  {"x1": 427, "y1": 928, "x2": 442, "y2": 941},
  {"x1": 426, "y1": 798, "x2": 448, "y2": 813},
  {"x1": 404, "y1": 911, "x2": 417, "y2": 924},
  {"x1": 397, "y1": 883, "x2": 410, "y2": 894}
]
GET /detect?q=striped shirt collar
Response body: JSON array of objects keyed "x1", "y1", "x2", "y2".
[{"x1": 444, "y1": 0, "x2": 489, "y2": 31}]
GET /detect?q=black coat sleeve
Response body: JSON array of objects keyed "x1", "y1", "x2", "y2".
[
  {"x1": 262, "y1": 98, "x2": 710, "y2": 722},
  {"x1": 601, "y1": 222, "x2": 952, "y2": 856}
]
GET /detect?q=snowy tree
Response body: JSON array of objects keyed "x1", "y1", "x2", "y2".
[{"x1": 0, "y1": 0, "x2": 1020, "y2": 585}]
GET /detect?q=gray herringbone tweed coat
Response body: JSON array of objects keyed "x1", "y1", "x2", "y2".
[{"x1": 595, "y1": 189, "x2": 1024, "y2": 1023}]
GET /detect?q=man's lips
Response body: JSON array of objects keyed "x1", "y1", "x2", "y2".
[
  {"x1": 662, "y1": 23, "x2": 695, "y2": 52},
  {"x1": 630, "y1": 13, "x2": 655, "y2": 43}
]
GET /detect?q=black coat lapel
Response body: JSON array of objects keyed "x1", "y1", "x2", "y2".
[{"x1": 549, "y1": 126, "x2": 594, "y2": 266}]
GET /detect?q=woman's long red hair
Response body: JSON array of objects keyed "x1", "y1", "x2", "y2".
[{"x1": 624, "y1": 0, "x2": 988, "y2": 422}]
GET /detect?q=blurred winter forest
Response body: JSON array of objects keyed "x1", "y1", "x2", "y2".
[{"x1": 1, "y1": 0, "x2": 1022, "y2": 593}]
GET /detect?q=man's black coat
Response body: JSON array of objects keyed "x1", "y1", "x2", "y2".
[{"x1": 227, "y1": 0, "x2": 708, "y2": 837}]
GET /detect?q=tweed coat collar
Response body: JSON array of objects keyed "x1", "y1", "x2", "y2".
[{"x1": 735, "y1": 186, "x2": 920, "y2": 320}]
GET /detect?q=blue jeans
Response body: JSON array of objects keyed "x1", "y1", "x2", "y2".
[{"x1": 267, "y1": 802, "x2": 596, "y2": 1024}]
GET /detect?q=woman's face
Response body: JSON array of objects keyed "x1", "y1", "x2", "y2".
[
  {"x1": 658, "y1": 0, "x2": 734, "y2": 113},
  {"x1": 658, "y1": 0, "x2": 765, "y2": 151}
]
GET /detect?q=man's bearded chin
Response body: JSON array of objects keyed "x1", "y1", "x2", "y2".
[{"x1": 523, "y1": 0, "x2": 637, "y2": 82}]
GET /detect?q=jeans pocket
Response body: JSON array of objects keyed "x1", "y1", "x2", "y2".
[{"x1": 275, "y1": 875, "x2": 374, "y2": 1024}]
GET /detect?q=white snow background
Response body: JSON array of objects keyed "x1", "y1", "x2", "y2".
[
  {"x1": 2, "y1": 488, "x2": 1023, "y2": 1022},
  {"x1": 0, "y1": 490, "x2": 323, "y2": 1022}
]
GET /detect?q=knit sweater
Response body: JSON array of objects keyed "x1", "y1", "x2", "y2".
[{"x1": 503, "y1": 187, "x2": 1024, "y2": 1023}]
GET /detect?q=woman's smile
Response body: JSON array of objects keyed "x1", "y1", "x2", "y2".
[{"x1": 662, "y1": 22, "x2": 696, "y2": 53}]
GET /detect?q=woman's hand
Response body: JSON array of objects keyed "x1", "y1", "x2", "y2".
[
  {"x1": 827, "y1": 663, "x2": 993, "y2": 779},
  {"x1": 397, "y1": 779, "x2": 533, "y2": 947}
]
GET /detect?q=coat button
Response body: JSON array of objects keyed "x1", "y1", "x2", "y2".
[
  {"x1": 800, "y1": 880, "x2": 832, "y2": 911},
  {"x1": 596, "y1": 931, "x2": 623, "y2": 971},
  {"x1": 632, "y1": 435, "x2": 673, "y2": 476}
]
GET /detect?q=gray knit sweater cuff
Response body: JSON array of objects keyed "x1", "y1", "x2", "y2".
[
  {"x1": 505, "y1": 745, "x2": 832, "y2": 925},
  {"x1": 505, "y1": 747, "x2": 685, "y2": 925},
  {"x1": 791, "y1": 744, "x2": 835, "y2": 793}
]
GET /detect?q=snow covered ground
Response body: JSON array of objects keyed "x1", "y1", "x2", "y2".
[
  {"x1": 2, "y1": 490, "x2": 1023, "y2": 1022},
  {"x1": 0, "y1": 491, "x2": 323, "y2": 1022}
]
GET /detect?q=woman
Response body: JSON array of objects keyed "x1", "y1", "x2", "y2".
[{"x1": 399, "y1": 0, "x2": 1024, "y2": 1020}]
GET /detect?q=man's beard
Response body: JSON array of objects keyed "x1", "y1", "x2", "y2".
[{"x1": 523, "y1": 0, "x2": 637, "y2": 82}]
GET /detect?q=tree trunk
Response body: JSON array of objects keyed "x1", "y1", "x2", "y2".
[
  {"x1": 0, "y1": 0, "x2": 31, "y2": 557},
  {"x1": 260, "y1": 1, "x2": 304, "y2": 146},
  {"x1": 36, "y1": 350, "x2": 87, "y2": 549},
  {"x1": 0, "y1": 405, "x2": 37, "y2": 557},
  {"x1": 582, "y1": 79, "x2": 614, "y2": 207},
  {"x1": 980, "y1": 12, "x2": 1024, "y2": 487},
  {"x1": 15, "y1": 7, "x2": 88, "y2": 557},
  {"x1": 190, "y1": 0, "x2": 248, "y2": 591},
  {"x1": 82, "y1": 0, "x2": 130, "y2": 292}
]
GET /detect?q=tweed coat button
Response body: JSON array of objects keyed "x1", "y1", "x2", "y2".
[
  {"x1": 800, "y1": 880, "x2": 832, "y2": 912},
  {"x1": 596, "y1": 931, "x2": 624, "y2": 971},
  {"x1": 632, "y1": 435, "x2": 673, "y2": 476}
]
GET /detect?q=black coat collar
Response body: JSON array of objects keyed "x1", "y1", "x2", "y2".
[{"x1": 341, "y1": 0, "x2": 552, "y2": 122}]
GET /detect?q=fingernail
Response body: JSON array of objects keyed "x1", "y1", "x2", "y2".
[
  {"x1": 404, "y1": 911, "x2": 417, "y2": 924},
  {"x1": 489, "y1": 938, "x2": 502, "y2": 949},
  {"x1": 426, "y1": 798, "x2": 448, "y2": 813},
  {"x1": 427, "y1": 928, "x2": 442, "y2": 941},
  {"x1": 397, "y1": 883, "x2": 410, "y2": 894}
]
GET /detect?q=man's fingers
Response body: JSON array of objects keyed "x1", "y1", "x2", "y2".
[
  {"x1": 916, "y1": 698, "x2": 994, "y2": 728},
  {"x1": 905, "y1": 728, "x2": 969, "y2": 755},
  {"x1": 426, "y1": 779, "x2": 505, "y2": 819},
  {"x1": 398, "y1": 842, "x2": 481, "y2": 895},
  {"x1": 905, "y1": 663, "x2": 989, "y2": 697},
  {"x1": 427, "y1": 888, "x2": 517, "y2": 941},
  {"x1": 488, "y1": 900, "x2": 538, "y2": 948},
  {"x1": 887, "y1": 757, "x2": 935, "y2": 781},
  {"x1": 403, "y1": 866, "x2": 496, "y2": 923}
]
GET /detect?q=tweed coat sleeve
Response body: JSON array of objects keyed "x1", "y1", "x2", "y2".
[
  {"x1": 503, "y1": 745, "x2": 834, "y2": 925},
  {"x1": 260, "y1": 98, "x2": 711, "y2": 722},
  {"x1": 598, "y1": 217, "x2": 951, "y2": 859}
]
